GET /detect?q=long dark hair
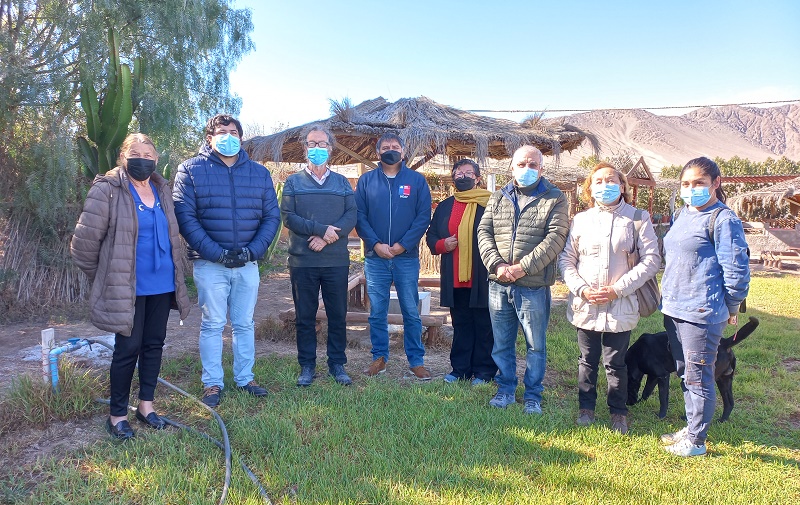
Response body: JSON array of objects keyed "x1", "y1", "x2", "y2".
[{"x1": 680, "y1": 157, "x2": 726, "y2": 204}]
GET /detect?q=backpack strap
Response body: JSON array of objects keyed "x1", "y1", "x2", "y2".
[
  {"x1": 674, "y1": 205, "x2": 723, "y2": 242},
  {"x1": 631, "y1": 208, "x2": 644, "y2": 254},
  {"x1": 707, "y1": 207, "x2": 723, "y2": 243}
]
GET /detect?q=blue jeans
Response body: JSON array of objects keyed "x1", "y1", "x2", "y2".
[
  {"x1": 364, "y1": 255, "x2": 425, "y2": 367},
  {"x1": 194, "y1": 259, "x2": 260, "y2": 389},
  {"x1": 489, "y1": 282, "x2": 550, "y2": 403},
  {"x1": 664, "y1": 315, "x2": 725, "y2": 445}
]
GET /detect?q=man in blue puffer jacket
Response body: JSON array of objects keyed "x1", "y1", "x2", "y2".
[
  {"x1": 356, "y1": 133, "x2": 432, "y2": 380},
  {"x1": 173, "y1": 114, "x2": 280, "y2": 408}
]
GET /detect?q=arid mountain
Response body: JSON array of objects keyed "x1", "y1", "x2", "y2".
[{"x1": 555, "y1": 104, "x2": 800, "y2": 172}]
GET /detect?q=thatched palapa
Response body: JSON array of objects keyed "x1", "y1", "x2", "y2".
[
  {"x1": 728, "y1": 176, "x2": 800, "y2": 219},
  {"x1": 243, "y1": 96, "x2": 590, "y2": 168}
]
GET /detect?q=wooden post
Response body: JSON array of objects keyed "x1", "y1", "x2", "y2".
[
  {"x1": 41, "y1": 328, "x2": 55, "y2": 384},
  {"x1": 357, "y1": 163, "x2": 368, "y2": 175}
]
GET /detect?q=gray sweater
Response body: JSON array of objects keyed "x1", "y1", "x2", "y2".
[{"x1": 280, "y1": 170, "x2": 357, "y2": 268}]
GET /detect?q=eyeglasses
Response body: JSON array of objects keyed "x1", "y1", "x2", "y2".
[
  {"x1": 306, "y1": 141, "x2": 329, "y2": 148},
  {"x1": 454, "y1": 171, "x2": 476, "y2": 178}
]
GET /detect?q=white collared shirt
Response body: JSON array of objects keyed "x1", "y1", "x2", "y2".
[{"x1": 305, "y1": 165, "x2": 330, "y2": 185}]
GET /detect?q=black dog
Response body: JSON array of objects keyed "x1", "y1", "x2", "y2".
[{"x1": 626, "y1": 316, "x2": 759, "y2": 422}]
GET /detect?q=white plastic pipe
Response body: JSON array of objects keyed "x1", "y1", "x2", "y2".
[{"x1": 41, "y1": 328, "x2": 55, "y2": 384}]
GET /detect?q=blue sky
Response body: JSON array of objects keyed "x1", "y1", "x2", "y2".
[{"x1": 229, "y1": 0, "x2": 800, "y2": 132}]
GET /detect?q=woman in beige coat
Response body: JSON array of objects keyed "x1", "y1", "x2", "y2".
[
  {"x1": 71, "y1": 133, "x2": 190, "y2": 440},
  {"x1": 558, "y1": 162, "x2": 660, "y2": 434}
]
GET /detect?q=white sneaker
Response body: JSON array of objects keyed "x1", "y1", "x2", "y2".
[
  {"x1": 664, "y1": 437, "x2": 707, "y2": 457},
  {"x1": 660, "y1": 426, "x2": 689, "y2": 445}
]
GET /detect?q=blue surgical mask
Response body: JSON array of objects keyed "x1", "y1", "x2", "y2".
[
  {"x1": 680, "y1": 186, "x2": 712, "y2": 207},
  {"x1": 592, "y1": 183, "x2": 621, "y2": 205},
  {"x1": 213, "y1": 133, "x2": 240, "y2": 157},
  {"x1": 307, "y1": 147, "x2": 329, "y2": 166},
  {"x1": 513, "y1": 167, "x2": 539, "y2": 187}
]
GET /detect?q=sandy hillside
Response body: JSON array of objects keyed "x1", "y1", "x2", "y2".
[{"x1": 553, "y1": 104, "x2": 800, "y2": 171}]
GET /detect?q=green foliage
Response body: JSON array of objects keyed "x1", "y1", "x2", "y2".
[
  {"x1": 577, "y1": 154, "x2": 602, "y2": 169},
  {"x1": 264, "y1": 182, "x2": 284, "y2": 263},
  {"x1": 78, "y1": 28, "x2": 135, "y2": 176},
  {"x1": 4, "y1": 115, "x2": 83, "y2": 238},
  {"x1": 2, "y1": 0, "x2": 255, "y2": 177},
  {"x1": 716, "y1": 156, "x2": 800, "y2": 205},
  {"x1": 659, "y1": 164, "x2": 682, "y2": 178},
  {"x1": 7, "y1": 272, "x2": 800, "y2": 503},
  {"x1": 0, "y1": 361, "x2": 105, "y2": 436},
  {"x1": 0, "y1": 0, "x2": 255, "y2": 312}
]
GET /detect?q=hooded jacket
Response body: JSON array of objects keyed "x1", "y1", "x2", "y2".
[
  {"x1": 477, "y1": 179, "x2": 569, "y2": 287},
  {"x1": 355, "y1": 162, "x2": 432, "y2": 258},
  {"x1": 172, "y1": 145, "x2": 281, "y2": 261},
  {"x1": 559, "y1": 201, "x2": 661, "y2": 332},
  {"x1": 70, "y1": 167, "x2": 191, "y2": 335}
]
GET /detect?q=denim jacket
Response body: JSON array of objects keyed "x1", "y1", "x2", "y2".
[{"x1": 661, "y1": 201, "x2": 750, "y2": 325}]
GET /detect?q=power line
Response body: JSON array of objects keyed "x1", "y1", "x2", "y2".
[{"x1": 467, "y1": 99, "x2": 800, "y2": 114}]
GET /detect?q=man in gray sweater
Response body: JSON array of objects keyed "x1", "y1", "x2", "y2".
[{"x1": 280, "y1": 125, "x2": 357, "y2": 386}]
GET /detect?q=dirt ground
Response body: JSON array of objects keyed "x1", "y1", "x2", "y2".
[
  {"x1": 0, "y1": 267, "x2": 468, "y2": 477},
  {"x1": 0, "y1": 269, "x2": 457, "y2": 391}
]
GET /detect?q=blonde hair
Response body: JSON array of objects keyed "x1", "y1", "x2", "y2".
[
  {"x1": 581, "y1": 162, "x2": 632, "y2": 207},
  {"x1": 117, "y1": 133, "x2": 157, "y2": 167}
]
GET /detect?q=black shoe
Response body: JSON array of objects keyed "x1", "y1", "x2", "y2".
[
  {"x1": 106, "y1": 417, "x2": 135, "y2": 441},
  {"x1": 202, "y1": 385, "x2": 222, "y2": 408},
  {"x1": 136, "y1": 409, "x2": 167, "y2": 430},
  {"x1": 297, "y1": 366, "x2": 316, "y2": 387},
  {"x1": 328, "y1": 363, "x2": 352, "y2": 385},
  {"x1": 237, "y1": 380, "x2": 269, "y2": 397}
]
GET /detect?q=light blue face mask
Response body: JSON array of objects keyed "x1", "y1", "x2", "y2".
[
  {"x1": 592, "y1": 183, "x2": 621, "y2": 205},
  {"x1": 680, "y1": 186, "x2": 712, "y2": 207},
  {"x1": 307, "y1": 147, "x2": 329, "y2": 166},
  {"x1": 213, "y1": 133, "x2": 240, "y2": 157},
  {"x1": 513, "y1": 167, "x2": 539, "y2": 187}
]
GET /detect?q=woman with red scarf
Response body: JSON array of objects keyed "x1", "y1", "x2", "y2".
[{"x1": 426, "y1": 159, "x2": 496, "y2": 385}]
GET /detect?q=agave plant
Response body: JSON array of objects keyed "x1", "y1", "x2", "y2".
[{"x1": 77, "y1": 27, "x2": 143, "y2": 177}]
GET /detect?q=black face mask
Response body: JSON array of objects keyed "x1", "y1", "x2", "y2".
[
  {"x1": 454, "y1": 177, "x2": 476, "y2": 191},
  {"x1": 380, "y1": 150, "x2": 402, "y2": 166},
  {"x1": 126, "y1": 158, "x2": 156, "y2": 181}
]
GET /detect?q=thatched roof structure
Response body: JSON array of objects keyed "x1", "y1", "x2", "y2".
[
  {"x1": 243, "y1": 96, "x2": 590, "y2": 168},
  {"x1": 728, "y1": 176, "x2": 800, "y2": 219}
]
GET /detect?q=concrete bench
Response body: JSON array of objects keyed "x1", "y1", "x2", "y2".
[{"x1": 761, "y1": 249, "x2": 800, "y2": 269}]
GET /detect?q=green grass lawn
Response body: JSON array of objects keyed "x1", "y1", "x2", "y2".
[{"x1": 2, "y1": 272, "x2": 799, "y2": 504}]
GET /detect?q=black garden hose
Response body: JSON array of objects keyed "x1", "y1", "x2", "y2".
[{"x1": 88, "y1": 339, "x2": 272, "y2": 504}]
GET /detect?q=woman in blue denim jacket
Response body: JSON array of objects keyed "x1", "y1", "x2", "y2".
[{"x1": 660, "y1": 157, "x2": 750, "y2": 457}]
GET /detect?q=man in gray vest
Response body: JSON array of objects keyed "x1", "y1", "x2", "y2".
[{"x1": 477, "y1": 145, "x2": 569, "y2": 414}]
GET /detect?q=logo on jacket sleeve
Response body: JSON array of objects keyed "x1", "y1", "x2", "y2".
[{"x1": 399, "y1": 185, "x2": 411, "y2": 198}]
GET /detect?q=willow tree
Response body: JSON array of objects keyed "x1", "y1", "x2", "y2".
[{"x1": 0, "y1": 0, "x2": 254, "y2": 316}]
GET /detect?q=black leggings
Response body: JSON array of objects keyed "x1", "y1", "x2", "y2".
[{"x1": 109, "y1": 293, "x2": 172, "y2": 416}]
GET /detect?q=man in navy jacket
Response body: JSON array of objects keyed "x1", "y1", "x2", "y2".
[
  {"x1": 173, "y1": 114, "x2": 280, "y2": 407},
  {"x1": 355, "y1": 133, "x2": 432, "y2": 379}
]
